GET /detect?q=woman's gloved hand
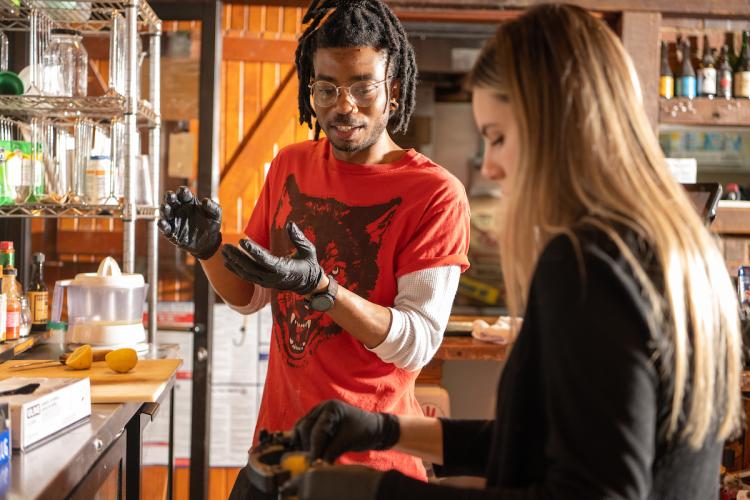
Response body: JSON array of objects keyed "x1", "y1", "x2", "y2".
[
  {"x1": 158, "y1": 186, "x2": 222, "y2": 260},
  {"x1": 221, "y1": 222, "x2": 324, "y2": 295},
  {"x1": 280, "y1": 465, "x2": 384, "y2": 500},
  {"x1": 291, "y1": 400, "x2": 400, "y2": 463}
]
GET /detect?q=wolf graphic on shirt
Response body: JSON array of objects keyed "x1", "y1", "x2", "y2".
[{"x1": 269, "y1": 175, "x2": 400, "y2": 367}]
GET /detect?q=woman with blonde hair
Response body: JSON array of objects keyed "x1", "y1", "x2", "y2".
[{"x1": 282, "y1": 4, "x2": 744, "y2": 499}]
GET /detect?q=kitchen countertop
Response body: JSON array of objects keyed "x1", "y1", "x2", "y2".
[{"x1": 3, "y1": 342, "x2": 177, "y2": 498}]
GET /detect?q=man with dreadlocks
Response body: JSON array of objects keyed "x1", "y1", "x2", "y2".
[{"x1": 158, "y1": 0, "x2": 469, "y2": 495}]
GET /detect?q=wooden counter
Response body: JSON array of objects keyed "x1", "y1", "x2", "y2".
[{"x1": 435, "y1": 335, "x2": 509, "y2": 361}]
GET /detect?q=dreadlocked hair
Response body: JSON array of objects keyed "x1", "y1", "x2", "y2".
[{"x1": 295, "y1": 0, "x2": 417, "y2": 138}]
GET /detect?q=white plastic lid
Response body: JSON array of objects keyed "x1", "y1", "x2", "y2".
[{"x1": 72, "y1": 257, "x2": 145, "y2": 288}]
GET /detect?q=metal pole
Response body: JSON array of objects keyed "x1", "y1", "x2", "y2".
[
  {"x1": 147, "y1": 25, "x2": 161, "y2": 346},
  {"x1": 122, "y1": 0, "x2": 139, "y2": 273},
  {"x1": 190, "y1": 1, "x2": 222, "y2": 498}
]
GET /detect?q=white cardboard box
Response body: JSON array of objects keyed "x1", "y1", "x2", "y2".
[{"x1": 0, "y1": 377, "x2": 91, "y2": 450}]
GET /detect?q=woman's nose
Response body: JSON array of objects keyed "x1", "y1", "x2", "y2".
[{"x1": 481, "y1": 157, "x2": 505, "y2": 182}]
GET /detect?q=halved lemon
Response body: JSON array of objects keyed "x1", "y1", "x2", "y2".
[{"x1": 66, "y1": 344, "x2": 93, "y2": 370}]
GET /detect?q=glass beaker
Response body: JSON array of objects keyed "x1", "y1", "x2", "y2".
[{"x1": 45, "y1": 28, "x2": 88, "y2": 97}]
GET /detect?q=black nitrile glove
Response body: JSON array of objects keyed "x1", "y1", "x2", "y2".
[
  {"x1": 291, "y1": 400, "x2": 400, "y2": 463},
  {"x1": 221, "y1": 222, "x2": 324, "y2": 295},
  {"x1": 158, "y1": 186, "x2": 222, "y2": 260},
  {"x1": 280, "y1": 465, "x2": 384, "y2": 500}
]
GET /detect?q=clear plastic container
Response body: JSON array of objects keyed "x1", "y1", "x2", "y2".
[
  {"x1": 44, "y1": 28, "x2": 88, "y2": 97},
  {"x1": 52, "y1": 257, "x2": 147, "y2": 326}
]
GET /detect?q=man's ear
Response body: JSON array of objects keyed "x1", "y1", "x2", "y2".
[{"x1": 390, "y1": 78, "x2": 401, "y2": 102}]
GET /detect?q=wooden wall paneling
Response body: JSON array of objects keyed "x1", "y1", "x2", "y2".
[
  {"x1": 264, "y1": 6, "x2": 282, "y2": 37},
  {"x1": 219, "y1": 60, "x2": 228, "y2": 178},
  {"x1": 619, "y1": 11, "x2": 661, "y2": 129},
  {"x1": 220, "y1": 67, "x2": 297, "y2": 228},
  {"x1": 224, "y1": 61, "x2": 244, "y2": 172},
  {"x1": 249, "y1": 5, "x2": 265, "y2": 33},
  {"x1": 282, "y1": 6, "x2": 300, "y2": 35}
]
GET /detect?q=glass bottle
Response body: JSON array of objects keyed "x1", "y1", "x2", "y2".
[
  {"x1": 659, "y1": 41, "x2": 674, "y2": 99},
  {"x1": 2, "y1": 268, "x2": 20, "y2": 341},
  {"x1": 0, "y1": 241, "x2": 14, "y2": 269},
  {"x1": 698, "y1": 35, "x2": 716, "y2": 98},
  {"x1": 676, "y1": 40, "x2": 696, "y2": 99},
  {"x1": 734, "y1": 31, "x2": 750, "y2": 98},
  {"x1": 18, "y1": 295, "x2": 30, "y2": 338},
  {"x1": 27, "y1": 252, "x2": 48, "y2": 332},
  {"x1": 718, "y1": 45, "x2": 734, "y2": 99},
  {"x1": 725, "y1": 32, "x2": 739, "y2": 70}
]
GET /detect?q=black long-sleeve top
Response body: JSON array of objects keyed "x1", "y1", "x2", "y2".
[{"x1": 377, "y1": 228, "x2": 723, "y2": 499}]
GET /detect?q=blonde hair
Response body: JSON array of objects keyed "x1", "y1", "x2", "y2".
[{"x1": 468, "y1": 4, "x2": 742, "y2": 447}]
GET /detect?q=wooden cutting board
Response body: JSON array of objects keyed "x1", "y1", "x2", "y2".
[{"x1": 0, "y1": 359, "x2": 182, "y2": 403}]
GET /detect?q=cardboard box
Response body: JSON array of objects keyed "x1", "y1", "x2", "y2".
[{"x1": 0, "y1": 377, "x2": 91, "y2": 450}]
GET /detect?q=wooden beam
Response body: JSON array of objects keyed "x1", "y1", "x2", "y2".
[
  {"x1": 619, "y1": 11, "x2": 661, "y2": 129},
  {"x1": 219, "y1": 66, "x2": 297, "y2": 216},
  {"x1": 392, "y1": 0, "x2": 750, "y2": 16},
  {"x1": 223, "y1": 36, "x2": 297, "y2": 63}
]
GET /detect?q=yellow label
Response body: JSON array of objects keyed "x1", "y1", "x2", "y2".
[
  {"x1": 458, "y1": 275, "x2": 500, "y2": 305},
  {"x1": 660, "y1": 76, "x2": 674, "y2": 98},
  {"x1": 27, "y1": 291, "x2": 48, "y2": 325}
]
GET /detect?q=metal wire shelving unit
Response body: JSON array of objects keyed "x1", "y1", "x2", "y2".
[{"x1": 0, "y1": 0, "x2": 162, "y2": 345}]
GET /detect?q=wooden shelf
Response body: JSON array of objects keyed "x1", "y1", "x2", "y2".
[
  {"x1": 712, "y1": 202, "x2": 750, "y2": 235},
  {"x1": 660, "y1": 97, "x2": 750, "y2": 127}
]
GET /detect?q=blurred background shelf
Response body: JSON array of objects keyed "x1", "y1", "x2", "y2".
[
  {"x1": 0, "y1": 95, "x2": 158, "y2": 126},
  {"x1": 660, "y1": 98, "x2": 750, "y2": 127},
  {"x1": 0, "y1": 202, "x2": 159, "y2": 219},
  {"x1": 0, "y1": 0, "x2": 160, "y2": 35}
]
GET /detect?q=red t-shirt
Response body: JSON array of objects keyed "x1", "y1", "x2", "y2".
[{"x1": 244, "y1": 138, "x2": 470, "y2": 480}]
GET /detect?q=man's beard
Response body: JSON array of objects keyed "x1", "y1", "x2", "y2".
[{"x1": 324, "y1": 114, "x2": 389, "y2": 154}]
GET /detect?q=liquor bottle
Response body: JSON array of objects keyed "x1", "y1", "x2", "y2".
[
  {"x1": 659, "y1": 41, "x2": 674, "y2": 99},
  {"x1": 725, "y1": 32, "x2": 739, "y2": 70},
  {"x1": 697, "y1": 35, "x2": 717, "y2": 98},
  {"x1": 734, "y1": 31, "x2": 750, "y2": 98},
  {"x1": 676, "y1": 40, "x2": 697, "y2": 98},
  {"x1": 27, "y1": 252, "x2": 48, "y2": 332},
  {"x1": 718, "y1": 45, "x2": 734, "y2": 99}
]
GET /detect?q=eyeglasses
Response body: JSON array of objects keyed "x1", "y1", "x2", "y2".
[{"x1": 308, "y1": 77, "x2": 392, "y2": 108}]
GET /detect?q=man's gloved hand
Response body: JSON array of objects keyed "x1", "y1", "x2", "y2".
[
  {"x1": 221, "y1": 222, "x2": 324, "y2": 295},
  {"x1": 158, "y1": 186, "x2": 222, "y2": 260},
  {"x1": 291, "y1": 400, "x2": 400, "y2": 463},
  {"x1": 280, "y1": 465, "x2": 384, "y2": 500}
]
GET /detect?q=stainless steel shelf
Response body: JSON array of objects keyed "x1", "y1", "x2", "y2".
[
  {"x1": 0, "y1": 202, "x2": 159, "y2": 219},
  {"x1": 0, "y1": 0, "x2": 161, "y2": 35},
  {"x1": 0, "y1": 95, "x2": 158, "y2": 126}
]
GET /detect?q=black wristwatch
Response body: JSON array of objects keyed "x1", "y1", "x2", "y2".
[{"x1": 306, "y1": 275, "x2": 339, "y2": 312}]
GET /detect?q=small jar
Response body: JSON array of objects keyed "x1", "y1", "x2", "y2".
[{"x1": 18, "y1": 295, "x2": 30, "y2": 338}]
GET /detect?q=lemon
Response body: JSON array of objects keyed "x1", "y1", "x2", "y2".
[
  {"x1": 280, "y1": 452, "x2": 309, "y2": 477},
  {"x1": 105, "y1": 348, "x2": 138, "y2": 373},
  {"x1": 66, "y1": 344, "x2": 93, "y2": 370}
]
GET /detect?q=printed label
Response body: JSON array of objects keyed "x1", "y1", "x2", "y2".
[
  {"x1": 28, "y1": 291, "x2": 48, "y2": 325},
  {"x1": 6, "y1": 310, "x2": 18, "y2": 328},
  {"x1": 677, "y1": 76, "x2": 696, "y2": 99},
  {"x1": 659, "y1": 76, "x2": 674, "y2": 98},
  {"x1": 697, "y1": 68, "x2": 716, "y2": 96},
  {"x1": 735, "y1": 71, "x2": 750, "y2": 98}
]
